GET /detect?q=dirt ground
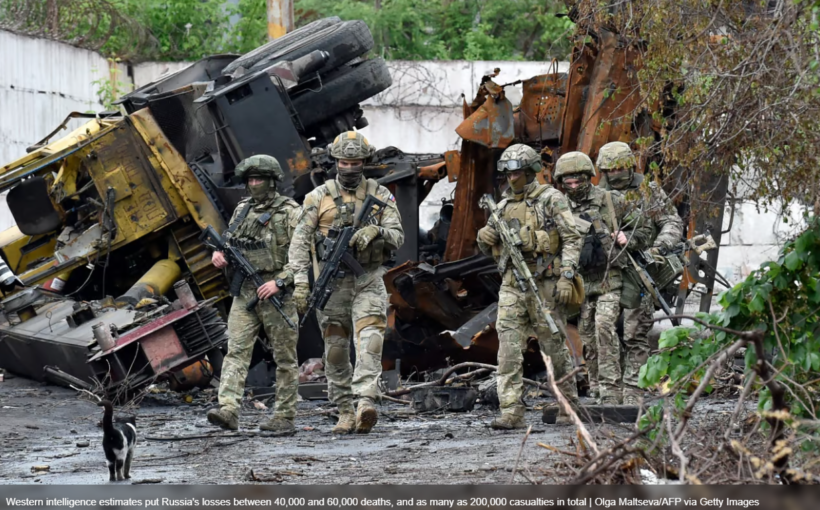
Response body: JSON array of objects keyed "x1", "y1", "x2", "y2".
[
  {"x1": 0, "y1": 374, "x2": 741, "y2": 485},
  {"x1": 0, "y1": 374, "x2": 586, "y2": 485}
]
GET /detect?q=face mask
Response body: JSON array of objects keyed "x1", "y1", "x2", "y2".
[
  {"x1": 606, "y1": 170, "x2": 632, "y2": 189},
  {"x1": 248, "y1": 178, "x2": 272, "y2": 201},
  {"x1": 337, "y1": 163, "x2": 364, "y2": 190},
  {"x1": 507, "y1": 172, "x2": 527, "y2": 194},
  {"x1": 564, "y1": 181, "x2": 590, "y2": 202}
]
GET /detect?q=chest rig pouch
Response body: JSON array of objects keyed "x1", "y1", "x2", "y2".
[
  {"x1": 315, "y1": 179, "x2": 388, "y2": 266},
  {"x1": 574, "y1": 203, "x2": 618, "y2": 280},
  {"x1": 494, "y1": 186, "x2": 559, "y2": 279},
  {"x1": 230, "y1": 198, "x2": 291, "y2": 278}
]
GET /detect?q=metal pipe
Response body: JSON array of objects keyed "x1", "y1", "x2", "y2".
[
  {"x1": 267, "y1": 0, "x2": 294, "y2": 40},
  {"x1": 114, "y1": 259, "x2": 182, "y2": 307},
  {"x1": 174, "y1": 280, "x2": 197, "y2": 309},
  {"x1": 92, "y1": 322, "x2": 116, "y2": 351}
]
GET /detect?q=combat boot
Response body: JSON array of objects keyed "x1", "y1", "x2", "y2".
[
  {"x1": 260, "y1": 417, "x2": 296, "y2": 436},
  {"x1": 490, "y1": 413, "x2": 527, "y2": 430},
  {"x1": 599, "y1": 395, "x2": 621, "y2": 406},
  {"x1": 622, "y1": 394, "x2": 641, "y2": 406},
  {"x1": 332, "y1": 409, "x2": 356, "y2": 435},
  {"x1": 554, "y1": 399, "x2": 582, "y2": 425},
  {"x1": 206, "y1": 407, "x2": 238, "y2": 431},
  {"x1": 355, "y1": 398, "x2": 378, "y2": 434}
]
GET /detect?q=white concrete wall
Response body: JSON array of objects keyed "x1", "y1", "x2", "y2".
[
  {"x1": 0, "y1": 30, "x2": 115, "y2": 165},
  {"x1": 358, "y1": 60, "x2": 569, "y2": 153},
  {"x1": 0, "y1": 32, "x2": 803, "y2": 285}
]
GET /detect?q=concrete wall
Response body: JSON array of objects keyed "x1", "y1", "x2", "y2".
[
  {"x1": 0, "y1": 30, "x2": 132, "y2": 232},
  {"x1": 358, "y1": 60, "x2": 569, "y2": 154},
  {"x1": 0, "y1": 30, "x2": 804, "y2": 287}
]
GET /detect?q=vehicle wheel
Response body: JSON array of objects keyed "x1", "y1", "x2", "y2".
[
  {"x1": 290, "y1": 57, "x2": 392, "y2": 129},
  {"x1": 223, "y1": 20, "x2": 374, "y2": 78},
  {"x1": 222, "y1": 17, "x2": 340, "y2": 75}
]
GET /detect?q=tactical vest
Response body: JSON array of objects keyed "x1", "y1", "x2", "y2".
[
  {"x1": 227, "y1": 195, "x2": 294, "y2": 274},
  {"x1": 314, "y1": 178, "x2": 389, "y2": 266},
  {"x1": 572, "y1": 191, "x2": 624, "y2": 281},
  {"x1": 494, "y1": 185, "x2": 562, "y2": 279}
]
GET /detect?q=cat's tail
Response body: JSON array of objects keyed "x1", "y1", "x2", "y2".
[{"x1": 97, "y1": 400, "x2": 115, "y2": 434}]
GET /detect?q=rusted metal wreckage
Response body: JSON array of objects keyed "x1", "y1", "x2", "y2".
[{"x1": 0, "y1": 15, "x2": 725, "y2": 397}]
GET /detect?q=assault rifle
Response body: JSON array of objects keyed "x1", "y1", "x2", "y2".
[
  {"x1": 301, "y1": 194, "x2": 387, "y2": 326},
  {"x1": 665, "y1": 232, "x2": 718, "y2": 257},
  {"x1": 479, "y1": 194, "x2": 559, "y2": 335},
  {"x1": 626, "y1": 250, "x2": 679, "y2": 325},
  {"x1": 200, "y1": 225, "x2": 296, "y2": 330}
]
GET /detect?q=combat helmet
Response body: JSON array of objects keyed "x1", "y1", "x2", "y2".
[
  {"x1": 596, "y1": 142, "x2": 636, "y2": 171},
  {"x1": 234, "y1": 154, "x2": 284, "y2": 182},
  {"x1": 329, "y1": 131, "x2": 375, "y2": 160},
  {"x1": 553, "y1": 151, "x2": 596, "y2": 180},
  {"x1": 497, "y1": 144, "x2": 542, "y2": 174}
]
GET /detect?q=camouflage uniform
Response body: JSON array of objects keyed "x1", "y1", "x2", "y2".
[
  {"x1": 477, "y1": 144, "x2": 582, "y2": 428},
  {"x1": 287, "y1": 132, "x2": 404, "y2": 434},
  {"x1": 209, "y1": 155, "x2": 301, "y2": 433},
  {"x1": 554, "y1": 152, "x2": 652, "y2": 405},
  {"x1": 597, "y1": 142, "x2": 682, "y2": 404}
]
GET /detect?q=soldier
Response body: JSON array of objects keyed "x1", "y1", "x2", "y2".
[
  {"x1": 476, "y1": 144, "x2": 583, "y2": 429},
  {"x1": 596, "y1": 142, "x2": 682, "y2": 405},
  {"x1": 288, "y1": 131, "x2": 404, "y2": 434},
  {"x1": 553, "y1": 151, "x2": 652, "y2": 405},
  {"x1": 206, "y1": 155, "x2": 301, "y2": 434}
]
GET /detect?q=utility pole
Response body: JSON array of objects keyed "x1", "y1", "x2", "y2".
[{"x1": 267, "y1": 0, "x2": 294, "y2": 41}]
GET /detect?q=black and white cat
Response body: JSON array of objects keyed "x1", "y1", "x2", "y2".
[{"x1": 98, "y1": 400, "x2": 136, "y2": 481}]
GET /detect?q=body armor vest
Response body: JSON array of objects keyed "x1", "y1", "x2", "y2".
[
  {"x1": 227, "y1": 195, "x2": 294, "y2": 274},
  {"x1": 494, "y1": 184, "x2": 562, "y2": 279},
  {"x1": 314, "y1": 179, "x2": 389, "y2": 266},
  {"x1": 573, "y1": 191, "x2": 624, "y2": 281}
]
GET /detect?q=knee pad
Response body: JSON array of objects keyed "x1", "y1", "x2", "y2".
[{"x1": 359, "y1": 326, "x2": 383, "y2": 356}]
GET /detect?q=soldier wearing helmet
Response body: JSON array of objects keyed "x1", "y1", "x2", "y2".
[
  {"x1": 286, "y1": 131, "x2": 404, "y2": 434},
  {"x1": 476, "y1": 143, "x2": 583, "y2": 429},
  {"x1": 597, "y1": 142, "x2": 682, "y2": 405},
  {"x1": 207, "y1": 154, "x2": 301, "y2": 435},
  {"x1": 554, "y1": 151, "x2": 653, "y2": 405}
]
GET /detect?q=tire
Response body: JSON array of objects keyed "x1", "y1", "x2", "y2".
[
  {"x1": 290, "y1": 57, "x2": 392, "y2": 128},
  {"x1": 223, "y1": 20, "x2": 374, "y2": 78},
  {"x1": 222, "y1": 17, "x2": 341, "y2": 75}
]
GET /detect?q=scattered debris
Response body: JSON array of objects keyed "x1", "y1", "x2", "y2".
[
  {"x1": 132, "y1": 478, "x2": 163, "y2": 484},
  {"x1": 247, "y1": 468, "x2": 305, "y2": 482},
  {"x1": 411, "y1": 386, "x2": 478, "y2": 413},
  {"x1": 76, "y1": 441, "x2": 89, "y2": 448},
  {"x1": 298, "y1": 358, "x2": 325, "y2": 383}
]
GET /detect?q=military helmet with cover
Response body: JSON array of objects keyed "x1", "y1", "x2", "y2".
[
  {"x1": 329, "y1": 131, "x2": 375, "y2": 160},
  {"x1": 234, "y1": 154, "x2": 284, "y2": 182},
  {"x1": 553, "y1": 151, "x2": 596, "y2": 179},
  {"x1": 596, "y1": 141, "x2": 636, "y2": 171},
  {"x1": 497, "y1": 144, "x2": 542, "y2": 173}
]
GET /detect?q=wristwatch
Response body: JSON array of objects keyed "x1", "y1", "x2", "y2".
[
  {"x1": 275, "y1": 278, "x2": 286, "y2": 289},
  {"x1": 561, "y1": 269, "x2": 575, "y2": 280}
]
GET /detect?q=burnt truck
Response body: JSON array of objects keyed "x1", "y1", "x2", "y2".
[{"x1": 0, "y1": 15, "x2": 724, "y2": 395}]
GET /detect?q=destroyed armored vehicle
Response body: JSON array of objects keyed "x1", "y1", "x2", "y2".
[{"x1": 0, "y1": 15, "x2": 725, "y2": 397}]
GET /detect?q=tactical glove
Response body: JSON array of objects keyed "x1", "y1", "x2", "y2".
[
  {"x1": 293, "y1": 283, "x2": 310, "y2": 315},
  {"x1": 556, "y1": 271, "x2": 574, "y2": 305},
  {"x1": 477, "y1": 225, "x2": 500, "y2": 246},
  {"x1": 349, "y1": 225, "x2": 381, "y2": 252}
]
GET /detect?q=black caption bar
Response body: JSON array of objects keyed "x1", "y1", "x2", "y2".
[{"x1": 0, "y1": 486, "x2": 814, "y2": 510}]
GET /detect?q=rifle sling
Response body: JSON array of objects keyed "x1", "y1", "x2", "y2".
[{"x1": 226, "y1": 201, "x2": 253, "y2": 236}]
